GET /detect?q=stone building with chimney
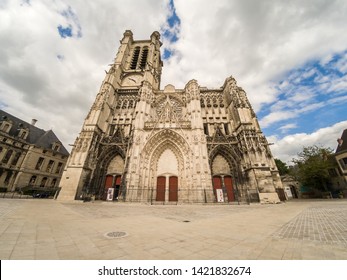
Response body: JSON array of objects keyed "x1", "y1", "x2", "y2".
[
  {"x1": 58, "y1": 30, "x2": 283, "y2": 204},
  {"x1": 0, "y1": 110, "x2": 69, "y2": 194}
]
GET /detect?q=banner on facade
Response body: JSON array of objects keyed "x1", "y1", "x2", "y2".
[
  {"x1": 107, "y1": 188, "x2": 114, "y2": 201},
  {"x1": 216, "y1": 189, "x2": 224, "y2": 202}
]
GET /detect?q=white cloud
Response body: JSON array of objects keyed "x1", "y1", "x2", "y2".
[
  {"x1": 0, "y1": 0, "x2": 170, "y2": 147},
  {"x1": 0, "y1": 0, "x2": 346, "y2": 157},
  {"x1": 334, "y1": 52, "x2": 347, "y2": 73},
  {"x1": 279, "y1": 123, "x2": 298, "y2": 133},
  {"x1": 268, "y1": 120, "x2": 347, "y2": 163},
  {"x1": 260, "y1": 111, "x2": 296, "y2": 128}
]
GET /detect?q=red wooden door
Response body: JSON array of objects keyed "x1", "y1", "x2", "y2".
[
  {"x1": 115, "y1": 176, "x2": 121, "y2": 185},
  {"x1": 212, "y1": 176, "x2": 222, "y2": 191},
  {"x1": 169, "y1": 176, "x2": 178, "y2": 202},
  {"x1": 156, "y1": 176, "x2": 166, "y2": 201},
  {"x1": 115, "y1": 175, "x2": 122, "y2": 198},
  {"x1": 213, "y1": 176, "x2": 222, "y2": 201},
  {"x1": 224, "y1": 176, "x2": 234, "y2": 202},
  {"x1": 104, "y1": 175, "x2": 113, "y2": 200}
]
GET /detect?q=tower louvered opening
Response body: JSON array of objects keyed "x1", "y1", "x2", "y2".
[
  {"x1": 139, "y1": 47, "x2": 148, "y2": 69},
  {"x1": 130, "y1": 47, "x2": 140, "y2": 70}
]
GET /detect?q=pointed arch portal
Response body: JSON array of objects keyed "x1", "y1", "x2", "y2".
[
  {"x1": 211, "y1": 149, "x2": 237, "y2": 203},
  {"x1": 142, "y1": 129, "x2": 189, "y2": 203},
  {"x1": 102, "y1": 154, "x2": 124, "y2": 201},
  {"x1": 155, "y1": 148, "x2": 179, "y2": 202}
]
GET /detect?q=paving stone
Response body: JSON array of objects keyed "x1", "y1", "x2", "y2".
[
  {"x1": 272, "y1": 204, "x2": 347, "y2": 245},
  {"x1": 1, "y1": 198, "x2": 347, "y2": 259}
]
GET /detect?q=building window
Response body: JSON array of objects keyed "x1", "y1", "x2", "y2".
[
  {"x1": 1, "y1": 122, "x2": 12, "y2": 133},
  {"x1": 35, "y1": 157, "x2": 45, "y2": 170},
  {"x1": 109, "y1": 125, "x2": 115, "y2": 136},
  {"x1": 52, "y1": 142, "x2": 61, "y2": 152},
  {"x1": 50, "y1": 178, "x2": 57, "y2": 188},
  {"x1": 55, "y1": 162, "x2": 63, "y2": 174},
  {"x1": 19, "y1": 130, "x2": 28, "y2": 139},
  {"x1": 130, "y1": 47, "x2": 141, "y2": 70},
  {"x1": 224, "y1": 123, "x2": 230, "y2": 135},
  {"x1": 2, "y1": 149, "x2": 13, "y2": 164},
  {"x1": 29, "y1": 175, "x2": 37, "y2": 186},
  {"x1": 40, "y1": 177, "x2": 47, "y2": 188},
  {"x1": 46, "y1": 160, "x2": 55, "y2": 173},
  {"x1": 11, "y1": 152, "x2": 21, "y2": 166},
  {"x1": 203, "y1": 124, "x2": 209, "y2": 135},
  {"x1": 4, "y1": 171, "x2": 13, "y2": 185}
]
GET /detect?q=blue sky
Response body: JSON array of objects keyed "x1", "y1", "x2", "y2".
[
  {"x1": 0, "y1": 0, "x2": 346, "y2": 163},
  {"x1": 57, "y1": 5, "x2": 82, "y2": 38},
  {"x1": 258, "y1": 51, "x2": 347, "y2": 137},
  {"x1": 58, "y1": 25, "x2": 73, "y2": 38},
  {"x1": 161, "y1": 0, "x2": 180, "y2": 59}
]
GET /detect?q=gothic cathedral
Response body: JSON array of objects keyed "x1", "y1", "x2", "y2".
[{"x1": 58, "y1": 30, "x2": 283, "y2": 204}]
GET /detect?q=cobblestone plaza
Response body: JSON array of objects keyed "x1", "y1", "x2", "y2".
[{"x1": 0, "y1": 199, "x2": 347, "y2": 260}]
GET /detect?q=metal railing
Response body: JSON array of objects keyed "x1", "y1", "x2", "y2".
[{"x1": 94, "y1": 187, "x2": 260, "y2": 204}]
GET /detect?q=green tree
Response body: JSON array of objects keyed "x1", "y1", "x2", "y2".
[
  {"x1": 292, "y1": 145, "x2": 334, "y2": 191},
  {"x1": 274, "y1": 158, "x2": 289, "y2": 175}
]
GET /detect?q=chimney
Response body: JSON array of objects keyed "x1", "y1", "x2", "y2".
[
  {"x1": 337, "y1": 138, "x2": 343, "y2": 146},
  {"x1": 31, "y1": 119, "x2": 37, "y2": 126}
]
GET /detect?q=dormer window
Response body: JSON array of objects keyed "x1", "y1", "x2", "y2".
[
  {"x1": 0, "y1": 119, "x2": 12, "y2": 133},
  {"x1": 18, "y1": 128, "x2": 29, "y2": 140},
  {"x1": 52, "y1": 142, "x2": 61, "y2": 152}
]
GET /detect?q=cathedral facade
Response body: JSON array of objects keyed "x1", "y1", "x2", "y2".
[{"x1": 58, "y1": 30, "x2": 283, "y2": 204}]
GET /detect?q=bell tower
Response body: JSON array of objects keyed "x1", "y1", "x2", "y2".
[
  {"x1": 57, "y1": 30, "x2": 163, "y2": 201},
  {"x1": 115, "y1": 30, "x2": 163, "y2": 89}
]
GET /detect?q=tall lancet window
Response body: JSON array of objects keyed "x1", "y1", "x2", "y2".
[
  {"x1": 130, "y1": 47, "x2": 140, "y2": 70},
  {"x1": 139, "y1": 47, "x2": 148, "y2": 69}
]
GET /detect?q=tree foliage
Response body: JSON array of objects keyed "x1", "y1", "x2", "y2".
[
  {"x1": 292, "y1": 145, "x2": 334, "y2": 191},
  {"x1": 274, "y1": 158, "x2": 289, "y2": 175}
]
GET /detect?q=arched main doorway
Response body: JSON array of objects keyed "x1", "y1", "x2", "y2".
[
  {"x1": 142, "y1": 129, "x2": 189, "y2": 203},
  {"x1": 155, "y1": 148, "x2": 179, "y2": 202},
  {"x1": 211, "y1": 154, "x2": 235, "y2": 203},
  {"x1": 103, "y1": 155, "x2": 124, "y2": 201}
]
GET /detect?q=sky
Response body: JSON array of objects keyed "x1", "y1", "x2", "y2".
[{"x1": 0, "y1": 0, "x2": 346, "y2": 164}]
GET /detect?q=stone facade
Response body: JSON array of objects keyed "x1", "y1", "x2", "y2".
[
  {"x1": 0, "y1": 110, "x2": 69, "y2": 193},
  {"x1": 58, "y1": 30, "x2": 283, "y2": 204},
  {"x1": 330, "y1": 130, "x2": 347, "y2": 197}
]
